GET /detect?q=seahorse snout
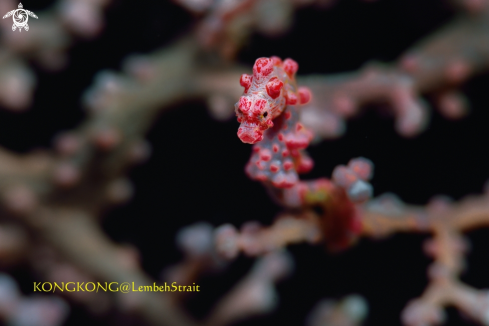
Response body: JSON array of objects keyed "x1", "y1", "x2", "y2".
[{"x1": 237, "y1": 124, "x2": 263, "y2": 144}]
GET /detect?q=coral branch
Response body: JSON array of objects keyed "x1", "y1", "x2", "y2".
[
  {"x1": 0, "y1": 37, "x2": 237, "y2": 326},
  {"x1": 0, "y1": 273, "x2": 69, "y2": 326},
  {"x1": 215, "y1": 212, "x2": 321, "y2": 259},
  {"x1": 360, "y1": 191, "x2": 489, "y2": 325},
  {"x1": 306, "y1": 295, "x2": 368, "y2": 326},
  {"x1": 205, "y1": 250, "x2": 293, "y2": 326},
  {"x1": 26, "y1": 208, "x2": 199, "y2": 326},
  {"x1": 300, "y1": 6, "x2": 489, "y2": 138},
  {"x1": 361, "y1": 192, "x2": 489, "y2": 237}
]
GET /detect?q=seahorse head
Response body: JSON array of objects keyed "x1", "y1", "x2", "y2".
[{"x1": 235, "y1": 57, "x2": 300, "y2": 144}]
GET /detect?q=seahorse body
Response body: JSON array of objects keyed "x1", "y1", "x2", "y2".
[{"x1": 235, "y1": 57, "x2": 313, "y2": 188}]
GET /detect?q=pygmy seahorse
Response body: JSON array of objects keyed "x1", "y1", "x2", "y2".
[
  {"x1": 235, "y1": 57, "x2": 374, "y2": 251},
  {"x1": 235, "y1": 56, "x2": 313, "y2": 188}
]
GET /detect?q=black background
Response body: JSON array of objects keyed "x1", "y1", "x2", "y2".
[{"x1": 2, "y1": 0, "x2": 489, "y2": 325}]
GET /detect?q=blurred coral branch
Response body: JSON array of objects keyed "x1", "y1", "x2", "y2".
[
  {"x1": 2, "y1": 0, "x2": 489, "y2": 325},
  {"x1": 0, "y1": 0, "x2": 111, "y2": 110},
  {"x1": 301, "y1": 3, "x2": 489, "y2": 138}
]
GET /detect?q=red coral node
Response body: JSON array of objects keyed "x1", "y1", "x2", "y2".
[
  {"x1": 332, "y1": 165, "x2": 358, "y2": 189},
  {"x1": 270, "y1": 164, "x2": 280, "y2": 172},
  {"x1": 348, "y1": 157, "x2": 374, "y2": 181},
  {"x1": 255, "y1": 173, "x2": 268, "y2": 181},
  {"x1": 297, "y1": 155, "x2": 314, "y2": 173},
  {"x1": 260, "y1": 149, "x2": 272, "y2": 161},
  {"x1": 286, "y1": 92, "x2": 298, "y2": 105},
  {"x1": 283, "y1": 160, "x2": 293, "y2": 171},
  {"x1": 272, "y1": 172, "x2": 297, "y2": 188},
  {"x1": 240, "y1": 74, "x2": 253, "y2": 93},
  {"x1": 253, "y1": 99, "x2": 267, "y2": 115},
  {"x1": 284, "y1": 134, "x2": 309, "y2": 150},
  {"x1": 253, "y1": 58, "x2": 274, "y2": 78},
  {"x1": 298, "y1": 87, "x2": 312, "y2": 104},
  {"x1": 271, "y1": 56, "x2": 282, "y2": 66},
  {"x1": 237, "y1": 128, "x2": 263, "y2": 144},
  {"x1": 255, "y1": 160, "x2": 264, "y2": 170},
  {"x1": 283, "y1": 58, "x2": 299, "y2": 76},
  {"x1": 238, "y1": 96, "x2": 252, "y2": 113},
  {"x1": 266, "y1": 77, "x2": 284, "y2": 99}
]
